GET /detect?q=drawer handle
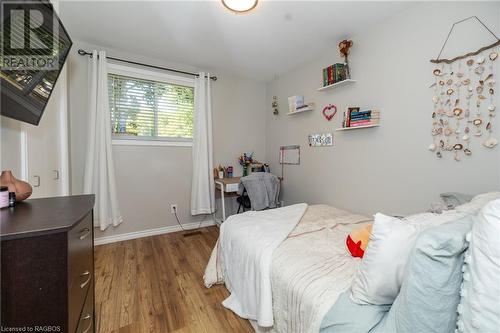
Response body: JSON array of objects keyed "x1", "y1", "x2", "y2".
[
  {"x1": 80, "y1": 271, "x2": 91, "y2": 289},
  {"x1": 79, "y1": 228, "x2": 91, "y2": 240},
  {"x1": 82, "y1": 314, "x2": 92, "y2": 333}
]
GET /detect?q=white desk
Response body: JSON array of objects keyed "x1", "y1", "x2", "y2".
[{"x1": 215, "y1": 177, "x2": 240, "y2": 222}]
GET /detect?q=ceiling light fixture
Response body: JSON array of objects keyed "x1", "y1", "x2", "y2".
[{"x1": 221, "y1": 0, "x2": 258, "y2": 14}]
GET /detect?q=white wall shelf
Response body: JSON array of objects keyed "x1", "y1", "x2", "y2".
[
  {"x1": 335, "y1": 124, "x2": 379, "y2": 131},
  {"x1": 286, "y1": 107, "x2": 315, "y2": 115},
  {"x1": 317, "y1": 79, "x2": 356, "y2": 92}
]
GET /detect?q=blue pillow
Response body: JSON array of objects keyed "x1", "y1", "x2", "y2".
[
  {"x1": 374, "y1": 216, "x2": 474, "y2": 333},
  {"x1": 320, "y1": 291, "x2": 389, "y2": 333}
]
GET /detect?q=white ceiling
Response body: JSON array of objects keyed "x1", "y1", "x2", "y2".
[{"x1": 58, "y1": 1, "x2": 414, "y2": 81}]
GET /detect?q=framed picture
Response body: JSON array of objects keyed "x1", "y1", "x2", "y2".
[
  {"x1": 308, "y1": 133, "x2": 333, "y2": 147},
  {"x1": 279, "y1": 145, "x2": 300, "y2": 165}
]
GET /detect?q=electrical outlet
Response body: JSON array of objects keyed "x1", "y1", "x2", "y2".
[{"x1": 170, "y1": 204, "x2": 178, "y2": 214}]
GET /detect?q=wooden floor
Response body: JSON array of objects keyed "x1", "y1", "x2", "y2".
[{"x1": 94, "y1": 226, "x2": 254, "y2": 333}]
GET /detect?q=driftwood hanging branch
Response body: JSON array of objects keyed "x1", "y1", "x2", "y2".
[
  {"x1": 431, "y1": 40, "x2": 500, "y2": 64},
  {"x1": 430, "y1": 16, "x2": 500, "y2": 64}
]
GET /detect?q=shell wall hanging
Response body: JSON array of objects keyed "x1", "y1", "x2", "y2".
[{"x1": 429, "y1": 16, "x2": 499, "y2": 161}]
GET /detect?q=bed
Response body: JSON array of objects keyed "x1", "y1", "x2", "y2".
[
  {"x1": 204, "y1": 204, "x2": 372, "y2": 333},
  {"x1": 204, "y1": 192, "x2": 500, "y2": 333}
]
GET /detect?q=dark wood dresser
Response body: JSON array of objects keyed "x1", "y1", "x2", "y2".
[{"x1": 1, "y1": 195, "x2": 95, "y2": 333}]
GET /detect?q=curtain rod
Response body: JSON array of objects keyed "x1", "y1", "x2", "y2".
[{"x1": 77, "y1": 49, "x2": 217, "y2": 81}]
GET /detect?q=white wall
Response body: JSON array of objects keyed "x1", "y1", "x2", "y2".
[
  {"x1": 0, "y1": 117, "x2": 22, "y2": 176},
  {"x1": 266, "y1": 2, "x2": 500, "y2": 216},
  {"x1": 67, "y1": 40, "x2": 267, "y2": 238}
]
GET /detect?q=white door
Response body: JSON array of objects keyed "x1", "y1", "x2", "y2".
[{"x1": 22, "y1": 66, "x2": 69, "y2": 198}]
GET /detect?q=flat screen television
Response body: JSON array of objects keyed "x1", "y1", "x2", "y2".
[{"x1": 1, "y1": 0, "x2": 72, "y2": 125}]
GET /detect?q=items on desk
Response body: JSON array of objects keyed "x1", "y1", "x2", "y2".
[
  {"x1": 214, "y1": 165, "x2": 225, "y2": 179},
  {"x1": 238, "y1": 152, "x2": 255, "y2": 177},
  {"x1": 227, "y1": 166, "x2": 234, "y2": 178},
  {"x1": 251, "y1": 163, "x2": 271, "y2": 173},
  {"x1": 214, "y1": 165, "x2": 235, "y2": 179},
  {"x1": 218, "y1": 165, "x2": 226, "y2": 179}
]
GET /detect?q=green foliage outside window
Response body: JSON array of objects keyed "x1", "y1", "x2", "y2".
[{"x1": 108, "y1": 73, "x2": 194, "y2": 140}]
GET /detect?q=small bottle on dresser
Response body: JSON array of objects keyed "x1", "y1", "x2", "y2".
[{"x1": 9, "y1": 192, "x2": 16, "y2": 207}]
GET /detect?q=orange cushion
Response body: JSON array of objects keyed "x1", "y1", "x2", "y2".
[{"x1": 346, "y1": 224, "x2": 372, "y2": 258}]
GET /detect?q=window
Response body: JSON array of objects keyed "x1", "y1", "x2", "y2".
[{"x1": 108, "y1": 65, "x2": 194, "y2": 145}]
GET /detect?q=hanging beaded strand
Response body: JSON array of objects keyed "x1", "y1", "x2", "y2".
[
  {"x1": 454, "y1": 61, "x2": 463, "y2": 160},
  {"x1": 485, "y1": 48, "x2": 497, "y2": 145}
]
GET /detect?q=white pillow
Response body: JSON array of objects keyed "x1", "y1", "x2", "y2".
[
  {"x1": 350, "y1": 210, "x2": 468, "y2": 306},
  {"x1": 456, "y1": 199, "x2": 500, "y2": 333},
  {"x1": 455, "y1": 191, "x2": 500, "y2": 215},
  {"x1": 350, "y1": 213, "x2": 419, "y2": 305},
  {"x1": 405, "y1": 210, "x2": 467, "y2": 231}
]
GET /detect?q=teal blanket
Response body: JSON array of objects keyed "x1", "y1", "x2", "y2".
[{"x1": 320, "y1": 291, "x2": 389, "y2": 333}]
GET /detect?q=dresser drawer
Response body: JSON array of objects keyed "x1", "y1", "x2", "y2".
[
  {"x1": 76, "y1": 288, "x2": 94, "y2": 333},
  {"x1": 69, "y1": 275, "x2": 92, "y2": 333},
  {"x1": 68, "y1": 213, "x2": 93, "y2": 333},
  {"x1": 68, "y1": 213, "x2": 93, "y2": 286}
]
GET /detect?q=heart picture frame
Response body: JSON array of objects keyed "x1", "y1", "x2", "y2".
[{"x1": 322, "y1": 104, "x2": 337, "y2": 121}]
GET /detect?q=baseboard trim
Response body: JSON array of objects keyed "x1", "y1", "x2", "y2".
[{"x1": 94, "y1": 220, "x2": 216, "y2": 245}]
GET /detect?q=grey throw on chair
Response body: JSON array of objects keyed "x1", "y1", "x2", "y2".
[{"x1": 238, "y1": 173, "x2": 280, "y2": 211}]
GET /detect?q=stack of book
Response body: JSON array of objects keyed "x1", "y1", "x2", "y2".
[
  {"x1": 343, "y1": 109, "x2": 380, "y2": 128},
  {"x1": 322, "y1": 63, "x2": 346, "y2": 86}
]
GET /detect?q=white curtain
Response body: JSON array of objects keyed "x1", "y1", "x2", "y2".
[
  {"x1": 83, "y1": 50, "x2": 123, "y2": 230},
  {"x1": 191, "y1": 72, "x2": 215, "y2": 215}
]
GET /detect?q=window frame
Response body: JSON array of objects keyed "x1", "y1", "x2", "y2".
[{"x1": 107, "y1": 62, "x2": 195, "y2": 147}]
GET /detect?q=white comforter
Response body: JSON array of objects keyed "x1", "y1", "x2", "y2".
[
  {"x1": 268, "y1": 205, "x2": 372, "y2": 333},
  {"x1": 205, "y1": 204, "x2": 372, "y2": 332},
  {"x1": 205, "y1": 203, "x2": 308, "y2": 327}
]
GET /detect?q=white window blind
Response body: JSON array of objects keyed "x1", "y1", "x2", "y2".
[{"x1": 108, "y1": 73, "x2": 194, "y2": 141}]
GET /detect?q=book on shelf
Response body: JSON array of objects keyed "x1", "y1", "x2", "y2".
[
  {"x1": 342, "y1": 109, "x2": 380, "y2": 128},
  {"x1": 288, "y1": 95, "x2": 305, "y2": 113},
  {"x1": 349, "y1": 119, "x2": 380, "y2": 127},
  {"x1": 322, "y1": 63, "x2": 347, "y2": 86},
  {"x1": 334, "y1": 63, "x2": 346, "y2": 83},
  {"x1": 350, "y1": 110, "x2": 380, "y2": 117},
  {"x1": 349, "y1": 115, "x2": 379, "y2": 121}
]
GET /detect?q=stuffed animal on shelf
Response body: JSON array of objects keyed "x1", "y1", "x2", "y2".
[{"x1": 346, "y1": 223, "x2": 372, "y2": 258}]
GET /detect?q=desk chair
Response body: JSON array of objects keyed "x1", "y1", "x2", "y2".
[
  {"x1": 237, "y1": 173, "x2": 280, "y2": 212},
  {"x1": 236, "y1": 186, "x2": 251, "y2": 213}
]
